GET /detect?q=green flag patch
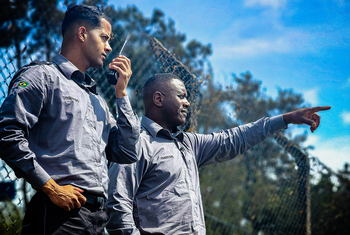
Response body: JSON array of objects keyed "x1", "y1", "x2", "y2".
[{"x1": 13, "y1": 81, "x2": 29, "y2": 88}]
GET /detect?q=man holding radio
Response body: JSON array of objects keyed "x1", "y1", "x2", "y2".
[{"x1": 0, "y1": 4, "x2": 140, "y2": 234}]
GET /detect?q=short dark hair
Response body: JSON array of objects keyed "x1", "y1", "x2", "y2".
[
  {"x1": 62, "y1": 5, "x2": 109, "y2": 36},
  {"x1": 142, "y1": 73, "x2": 181, "y2": 98}
]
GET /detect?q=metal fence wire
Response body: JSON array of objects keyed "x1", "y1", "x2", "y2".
[{"x1": 1, "y1": 8, "x2": 350, "y2": 235}]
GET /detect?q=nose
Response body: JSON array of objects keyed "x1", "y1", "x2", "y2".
[
  {"x1": 184, "y1": 99, "x2": 190, "y2": 108},
  {"x1": 105, "y1": 41, "x2": 112, "y2": 53}
]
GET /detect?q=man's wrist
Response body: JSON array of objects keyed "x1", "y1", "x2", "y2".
[
  {"x1": 282, "y1": 113, "x2": 291, "y2": 125},
  {"x1": 116, "y1": 91, "x2": 127, "y2": 98},
  {"x1": 270, "y1": 114, "x2": 288, "y2": 132},
  {"x1": 41, "y1": 178, "x2": 58, "y2": 196},
  {"x1": 115, "y1": 87, "x2": 128, "y2": 98}
]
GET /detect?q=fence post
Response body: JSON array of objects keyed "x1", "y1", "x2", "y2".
[
  {"x1": 306, "y1": 156, "x2": 311, "y2": 235},
  {"x1": 296, "y1": 152, "x2": 311, "y2": 235},
  {"x1": 274, "y1": 132, "x2": 311, "y2": 235}
]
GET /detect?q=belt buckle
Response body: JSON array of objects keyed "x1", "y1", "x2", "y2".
[{"x1": 97, "y1": 196, "x2": 105, "y2": 210}]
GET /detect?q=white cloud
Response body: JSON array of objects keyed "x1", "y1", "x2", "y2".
[
  {"x1": 212, "y1": 0, "x2": 350, "y2": 61},
  {"x1": 302, "y1": 88, "x2": 319, "y2": 106},
  {"x1": 341, "y1": 111, "x2": 350, "y2": 125},
  {"x1": 212, "y1": 13, "x2": 314, "y2": 59},
  {"x1": 304, "y1": 135, "x2": 350, "y2": 172},
  {"x1": 213, "y1": 29, "x2": 313, "y2": 59},
  {"x1": 305, "y1": 134, "x2": 319, "y2": 146},
  {"x1": 215, "y1": 37, "x2": 289, "y2": 58},
  {"x1": 244, "y1": 0, "x2": 287, "y2": 9}
]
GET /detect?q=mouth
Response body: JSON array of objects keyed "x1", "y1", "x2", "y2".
[{"x1": 102, "y1": 54, "x2": 107, "y2": 60}]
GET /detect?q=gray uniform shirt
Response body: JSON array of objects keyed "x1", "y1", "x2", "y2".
[
  {"x1": 0, "y1": 54, "x2": 140, "y2": 197},
  {"x1": 106, "y1": 115, "x2": 287, "y2": 234}
]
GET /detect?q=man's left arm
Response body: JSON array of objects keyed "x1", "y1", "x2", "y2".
[
  {"x1": 106, "y1": 97, "x2": 141, "y2": 164},
  {"x1": 187, "y1": 115, "x2": 287, "y2": 168},
  {"x1": 189, "y1": 106, "x2": 330, "y2": 168},
  {"x1": 105, "y1": 55, "x2": 141, "y2": 164}
]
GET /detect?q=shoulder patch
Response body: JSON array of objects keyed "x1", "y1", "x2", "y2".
[{"x1": 13, "y1": 81, "x2": 29, "y2": 88}]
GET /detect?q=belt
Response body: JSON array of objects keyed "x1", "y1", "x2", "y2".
[{"x1": 82, "y1": 192, "x2": 106, "y2": 210}]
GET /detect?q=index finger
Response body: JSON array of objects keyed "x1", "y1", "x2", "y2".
[
  {"x1": 77, "y1": 193, "x2": 87, "y2": 205},
  {"x1": 117, "y1": 55, "x2": 131, "y2": 66},
  {"x1": 72, "y1": 195, "x2": 82, "y2": 209},
  {"x1": 73, "y1": 187, "x2": 84, "y2": 193},
  {"x1": 72, "y1": 189, "x2": 86, "y2": 205},
  {"x1": 309, "y1": 106, "x2": 331, "y2": 112}
]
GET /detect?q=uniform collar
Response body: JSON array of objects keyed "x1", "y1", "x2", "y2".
[
  {"x1": 141, "y1": 116, "x2": 183, "y2": 139},
  {"x1": 53, "y1": 54, "x2": 98, "y2": 94}
]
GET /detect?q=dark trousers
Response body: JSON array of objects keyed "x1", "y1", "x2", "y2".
[{"x1": 21, "y1": 191, "x2": 108, "y2": 235}]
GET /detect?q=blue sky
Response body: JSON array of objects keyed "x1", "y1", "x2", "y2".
[{"x1": 112, "y1": 0, "x2": 350, "y2": 172}]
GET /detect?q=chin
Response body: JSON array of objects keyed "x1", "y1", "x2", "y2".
[{"x1": 179, "y1": 120, "x2": 186, "y2": 126}]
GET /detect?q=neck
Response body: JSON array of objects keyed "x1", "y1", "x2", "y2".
[
  {"x1": 145, "y1": 114, "x2": 177, "y2": 133},
  {"x1": 61, "y1": 42, "x2": 87, "y2": 73}
]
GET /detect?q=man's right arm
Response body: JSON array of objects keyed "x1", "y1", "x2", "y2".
[
  {"x1": 0, "y1": 66, "x2": 51, "y2": 188},
  {"x1": 106, "y1": 161, "x2": 143, "y2": 235},
  {"x1": 41, "y1": 178, "x2": 86, "y2": 212},
  {"x1": 0, "y1": 66, "x2": 85, "y2": 211}
]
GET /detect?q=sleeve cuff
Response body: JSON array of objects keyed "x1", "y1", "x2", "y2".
[
  {"x1": 26, "y1": 161, "x2": 51, "y2": 189},
  {"x1": 270, "y1": 114, "x2": 288, "y2": 132},
  {"x1": 116, "y1": 96, "x2": 134, "y2": 116}
]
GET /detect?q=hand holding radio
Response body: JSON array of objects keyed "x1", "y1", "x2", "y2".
[
  {"x1": 107, "y1": 34, "x2": 131, "y2": 85},
  {"x1": 108, "y1": 55, "x2": 132, "y2": 98},
  {"x1": 106, "y1": 69, "x2": 119, "y2": 85}
]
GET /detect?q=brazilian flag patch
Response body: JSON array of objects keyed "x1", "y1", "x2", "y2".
[{"x1": 13, "y1": 81, "x2": 29, "y2": 88}]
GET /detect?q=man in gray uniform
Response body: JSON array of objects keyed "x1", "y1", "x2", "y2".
[
  {"x1": 0, "y1": 5, "x2": 140, "y2": 234},
  {"x1": 106, "y1": 73, "x2": 330, "y2": 234}
]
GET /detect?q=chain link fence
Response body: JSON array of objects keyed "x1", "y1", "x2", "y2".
[
  {"x1": 1, "y1": 3, "x2": 350, "y2": 235},
  {"x1": 149, "y1": 36, "x2": 350, "y2": 235}
]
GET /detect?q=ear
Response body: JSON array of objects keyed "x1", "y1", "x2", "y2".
[
  {"x1": 153, "y1": 91, "x2": 163, "y2": 107},
  {"x1": 78, "y1": 26, "x2": 87, "y2": 42}
]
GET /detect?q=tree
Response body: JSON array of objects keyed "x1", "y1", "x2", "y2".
[
  {"x1": 25, "y1": 0, "x2": 65, "y2": 61},
  {"x1": 0, "y1": 199, "x2": 23, "y2": 235},
  {"x1": 88, "y1": 4, "x2": 212, "y2": 116},
  {"x1": 0, "y1": 0, "x2": 31, "y2": 69},
  {"x1": 310, "y1": 163, "x2": 350, "y2": 235},
  {"x1": 199, "y1": 72, "x2": 309, "y2": 234},
  {"x1": 4, "y1": 1, "x2": 344, "y2": 234}
]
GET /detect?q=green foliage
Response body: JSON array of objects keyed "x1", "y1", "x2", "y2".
[
  {"x1": 1, "y1": 1, "x2": 349, "y2": 234},
  {"x1": 310, "y1": 163, "x2": 350, "y2": 235},
  {"x1": 0, "y1": 0, "x2": 30, "y2": 47},
  {"x1": 26, "y1": 0, "x2": 65, "y2": 61},
  {"x1": 199, "y1": 72, "x2": 308, "y2": 234},
  {"x1": 0, "y1": 199, "x2": 24, "y2": 235},
  {"x1": 89, "y1": 4, "x2": 212, "y2": 116},
  {"x1": 0, "y1": 0, "x2": 31, "y2": 68}
]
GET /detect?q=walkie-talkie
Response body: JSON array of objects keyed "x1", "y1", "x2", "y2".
[{"x1": 107, "y1": 34, "x2": 131, "y2": 85}]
